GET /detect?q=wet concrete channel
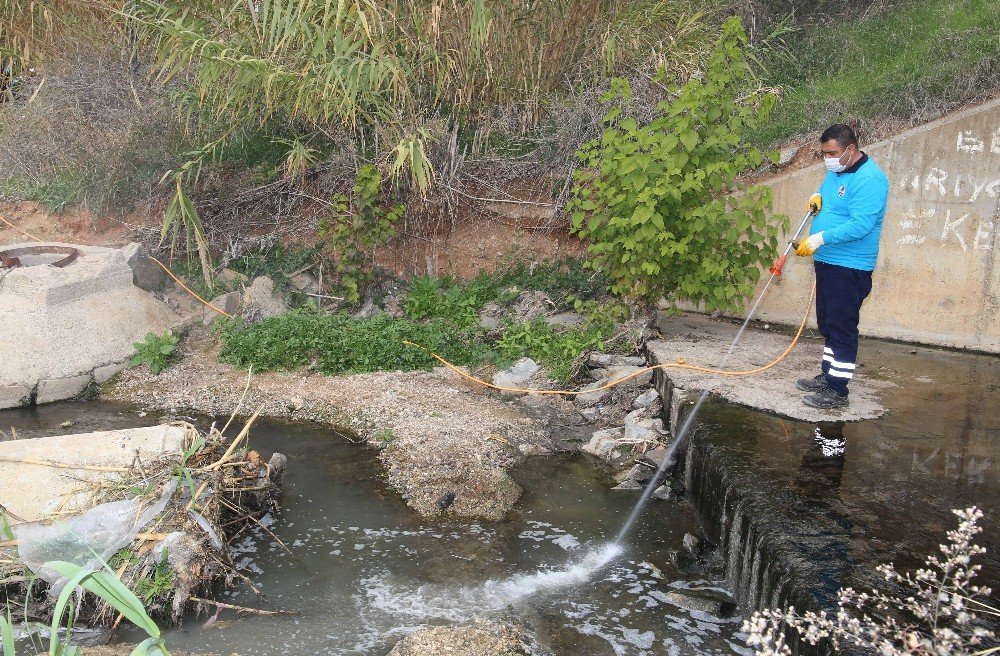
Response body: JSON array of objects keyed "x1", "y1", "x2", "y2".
[{"x1": 667, "y1": 337, "x2": 999, "y2": 620}]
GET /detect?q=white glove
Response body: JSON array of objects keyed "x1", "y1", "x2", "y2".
[{"x1": 795, "y1": 232, "x2": 824, "y2": 257}]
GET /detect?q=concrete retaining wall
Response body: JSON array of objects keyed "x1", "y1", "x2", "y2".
[{"x1": 753, "y1": 99, "x2": 1000, "y2": 352}]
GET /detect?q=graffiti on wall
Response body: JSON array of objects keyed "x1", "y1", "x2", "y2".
[{"x1": 893, "y1": 126, "x2": 999, "y2": 252}]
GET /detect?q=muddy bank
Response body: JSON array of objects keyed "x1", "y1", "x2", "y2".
[{"x1": 104, "y1": 327, "x2": 557, "y2": 521}]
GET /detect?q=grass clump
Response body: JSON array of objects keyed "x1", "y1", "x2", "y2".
[
  {"x1": 402, "y1": 257, "x2": 610, "y2": 326},
  {"x1": 497, "y1": 316, "x2": 617, "y2": 382}
]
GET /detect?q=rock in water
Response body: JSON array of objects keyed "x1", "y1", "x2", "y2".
[
  {"x1": 580, "y1": 428, "x2": 622, "y2": 460},
  {"x1": 661, "y1": 589, "x2": 737, "y2": 618},
  {"x1": 388, "y1": 622, "x2": 528, "y2": 656}
]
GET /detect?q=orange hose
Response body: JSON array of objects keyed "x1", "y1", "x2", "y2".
[{"x1": 403, "y1": 282, "x2": 816, "y2": 396}]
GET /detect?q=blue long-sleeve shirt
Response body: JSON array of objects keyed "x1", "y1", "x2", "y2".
[{"x1": 809, "y1": 154, "x2": 890, "y2": 271}]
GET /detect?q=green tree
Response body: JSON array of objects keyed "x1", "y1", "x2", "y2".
[
  {"x1": 319, "y1": 164, "x2": 403, "y2": 303},
  {"x1": 569, "y1": 16, "x2": 787, "y2": 312}
]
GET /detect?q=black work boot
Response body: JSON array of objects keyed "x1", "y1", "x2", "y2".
[
  {"x1": 796, "y1": 374, "x2": 830, "y2": 393},
  {"x1": 803, "y1": 387, "x2": 849, "y2": 409}
]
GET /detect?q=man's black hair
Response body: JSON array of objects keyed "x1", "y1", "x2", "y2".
[{"x1": 820, "y1": 124, "x2": 858, "y2": 148}]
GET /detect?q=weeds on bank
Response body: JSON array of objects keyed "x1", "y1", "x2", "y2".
[
  {"x1": 218, "y1": 259, "x2": 625, "y2": 383},
  {"x1": 218, "y1": 309, "x2": 491, "y2": 375},
  {"x1": 403, "y1": 258, "x2": 611, "y2": 326},
  {"x1": 497, "y1": 317, "x2": 615, "y2": 382},
  {"x1": 131, "y1": 331, "x2": 179, "y2": 376}
]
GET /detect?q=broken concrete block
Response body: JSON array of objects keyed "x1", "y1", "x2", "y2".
[
  {"x1": 493, "y1": 357, "x2": 541, "y2": 389},
  {"x1": 93, "y1": 362, "x2": 127, "y2": 384},
  {"x1": 574, "y1": 378, "x2": 611, "y2": 406},
  {"x1": 581, "y1": 427, "x2": 622, "y2": 460},
  {"x1": 0, "y1": 384, "x2": 32, "y2": 410},
  {"x1": 36, "y1": 375, "x2": 91, "y2": 404},
  {"x1": 0, "y1": 242, "x2": 181, "y2": 407},
  {"x1": 0, "y1": 424, "x2": 187, "y2": 523}
]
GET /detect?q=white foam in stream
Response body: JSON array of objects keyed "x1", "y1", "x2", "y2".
[{"x1": 359, "y1": 543, "x2": 623, "y2": 623}]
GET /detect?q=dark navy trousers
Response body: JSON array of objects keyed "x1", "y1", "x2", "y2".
[{"x1": 814, "y1": 261, "x2": 873, "y2": 396}]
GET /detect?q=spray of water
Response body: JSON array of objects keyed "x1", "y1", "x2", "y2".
[
  {"x1": 362, "y1": 543, "x2": 624, "y2": 623},
  {"x1": 373, "y1": 252, "x2": 792, "y2": 615}
]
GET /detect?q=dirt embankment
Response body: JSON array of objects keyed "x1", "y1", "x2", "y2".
[{"x1": 103, "y1": 326, "x2": 559, "y2": 522}]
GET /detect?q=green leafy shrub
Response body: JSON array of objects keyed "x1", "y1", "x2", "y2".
[
  {"x1": 568, "y1": 16, "x2": 787, "y2": 312},
  {"x1": 403, "y1": 274, "x2": 502, "y2": 327},
  {"x1": 497, "y1": 315, "x2": 616, "y2": 383},
  {"x1": 131, "y1": 331, "x2": 179, "y2": 376},
  {"x1": 319, "y1": 164, "x2": 404, "y2": 304}
]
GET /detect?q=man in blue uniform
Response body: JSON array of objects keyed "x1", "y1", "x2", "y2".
[{"x1": 794, "y1": 124, "x2": 890, "y2": 409}]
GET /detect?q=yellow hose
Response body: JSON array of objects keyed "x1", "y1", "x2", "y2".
[
  {"x1": 2, "y1": 211, "x2": 813, "y2": 393},
  {"x1": 403, "y1": 281, "x2": 814, "y2": 396}
]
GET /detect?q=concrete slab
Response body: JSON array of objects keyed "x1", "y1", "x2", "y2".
[
  {"x1": 648, "y1": 313, "x2": 891, "y2": 422},
  {"x1": 0, "y1": 385, "x2": 31, "y2": 408},
  {"x1": 35, "y1": 374, "x2": 91, "y2": 404},
  {"x1": 0, "y1": 424, "x2": 186, "y2": 522},
  {"x1": 93, "y1": 362, "x2": 127, "y2": 384},
  {"x1": 0, "y1": 241, "x2": 181, "y2": 407}
]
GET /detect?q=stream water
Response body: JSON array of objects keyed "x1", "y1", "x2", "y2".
[{"x1": 2, "y1": 402, "x2": 750, "y2": 656}]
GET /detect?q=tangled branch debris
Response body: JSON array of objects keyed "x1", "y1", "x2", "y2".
[{"x1": 0, "y1": 415, "x2": 286, "y2": 631}]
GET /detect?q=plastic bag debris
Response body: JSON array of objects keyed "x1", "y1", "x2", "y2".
[{"x1": 15, "y1": 480, "x2": 177, "y2": 594}]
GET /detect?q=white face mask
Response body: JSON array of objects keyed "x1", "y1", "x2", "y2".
[{"x1": 824, "y1": 148, "x2": 852, "y2": 173}]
